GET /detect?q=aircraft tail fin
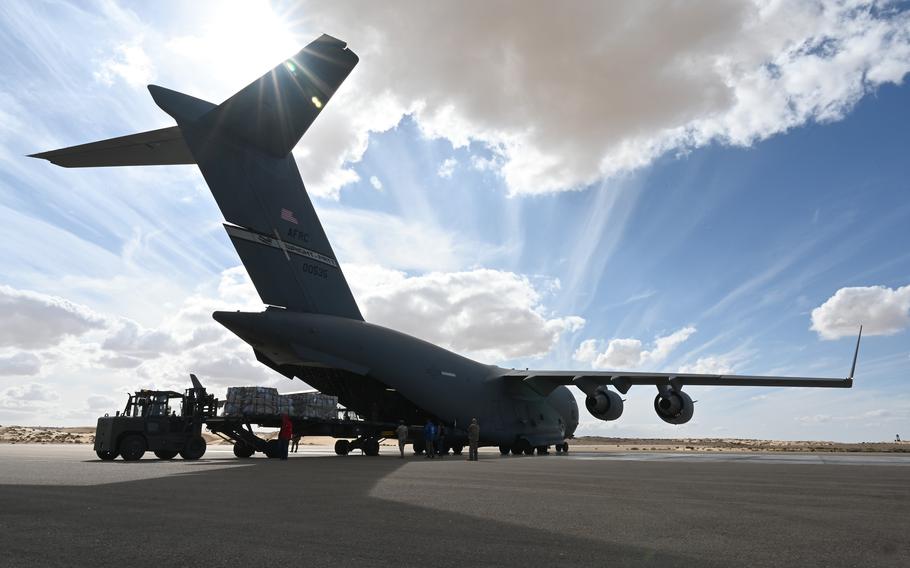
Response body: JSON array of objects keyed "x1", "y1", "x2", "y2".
[{"x1": 31, "y1": 34, "x2": 364, "y2": 320}]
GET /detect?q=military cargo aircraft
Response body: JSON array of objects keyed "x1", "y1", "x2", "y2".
[{"x1": 32, "y1": 34, "x2": 859, "y2": 455}]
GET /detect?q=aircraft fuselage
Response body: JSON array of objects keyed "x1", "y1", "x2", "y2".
[{"x1": 214, "y1": 309, "x2": 579, "y2": 447}]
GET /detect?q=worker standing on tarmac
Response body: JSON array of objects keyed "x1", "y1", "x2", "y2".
[
  {"x1": 424, "y1": 419, "x2": 436, "y2": 459},
  {"x1": 396, "y1": 420, "x2": 408, "y2": 458},
  {"x1": 278, "y1": 414, "x2": 293, "y2": 460},
  {"x1": 291, "y1": 433, "x2": 301, "y2": 453},
  {"x1": 468, "y1": 418, "x2": 480, "y2": 461},
  {"x1": 437, "y1": 423, "x2": 447, "y2": 457}
]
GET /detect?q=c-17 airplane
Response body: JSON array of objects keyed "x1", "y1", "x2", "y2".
[{"x1": 32, "y1": 34, "x2": 859, "y2": 455}]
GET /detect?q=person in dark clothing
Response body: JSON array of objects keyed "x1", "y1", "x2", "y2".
[
  {"x1": 291, "y1": 433, "x2": 301, "y2": 453},
  {"x1": 468, "y1": 418, "x2": 480, "y2": 461},
  {"x1": 395, "y1": 421, "x2": 408, "y2": 458},
  {"x1": 436, "y1": 423, "x2": 447, "y2": 457},
  {"x1": 424, "y1": 419, "x2": 436, "y2": 459},
  {"x1": 278, "y1": 414, "x2": 293, "y2": 460}
]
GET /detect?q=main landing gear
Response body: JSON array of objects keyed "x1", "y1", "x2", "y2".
[
  {"x1": 499, "y1": 440, "x2": 570, "y2": 456},
  {"x1": 334, "y1": 437, "x2": 381, "y2": 456}
]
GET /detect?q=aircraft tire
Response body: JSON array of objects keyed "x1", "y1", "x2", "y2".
[
  {"x1": 535, "y1": 446, "x2": 548, "y2": 455},
  {"x1": 563, "y1": 442, "x2": 569, "y2": 455},
  {"x1": 119, "y1": 435, "x2": 146, "y2": 461},
  {"x1": 233, "y1": 443, "x2": 255, "y2": 458},
  {"x1": 96, "y1": 450, "x2": 118, "y2": 461},
  {"x1": 264, "y1": 439, "x2": 281, "y2": 458},
  {"x1": 451, "y1": 444, "x2": 464, "y2": 455},
  {"x1": 363, "y1": 439, "x2": 380, "y2": 456},
  {"x1": 179, "y1": 436, "x2": 207, "y2": 460},
  {"x1": 499, "y1": 446, "x2": 511, "y2": 456},
  {"x1": 154, "y1": 449, "x2": 178, "y2": 460},
  {"x1": 334, "y1": 439, "x2": 351, "y2": 456},
  {"x1": 523, "y1": 447, "x2": 535, "y2": 456}
]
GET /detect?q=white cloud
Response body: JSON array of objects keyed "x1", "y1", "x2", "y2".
[
  {"x1": 574, "y1": 326, "x2": 696, "y2": 369},
  {"x1": 0, "y1": 352, "x2": 42, "y2": 376},
  {"x1": 322, "y1": 207, "x2": 509, "y2": 272},
  {"x1": 346, "y1": 265, "x2": 584, "y2": 361},
  {"x1": 678, "y1": 356, "x2": 735, "y2": 375},
  {"x1": 94, "y1": 42, "x2": 155, "y2": 88},
  {"x1": 810, "y1": 284, "x2": 910, "y2": 339},
  {"x1": 283, "y1": 1, "x2": 910, "y2": 196},
  {"x1": 60, "y1": 2, "x2": 910, "y2": 198},
  {"x1": 369, "y1": 175, "x2": 383, "y2": 190},
  {"x1": 0, "y1": 285, "x2": 105, "y2": 349},
  {"x1": 101, "y1": 320, "x2": 179, "y2": 359},
  {"x1": 0, "y1": 383, "x2": 59, "y2": 410},
  {"x1": 86, "y1": 395, "x2": 117, "y2": 411},
  {"x1": 437, "y1": 157, "x2": 457, "y2": 178}
]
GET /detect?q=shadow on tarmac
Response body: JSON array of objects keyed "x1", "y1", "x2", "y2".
[{"x1": 0, "y1": 453, "x2": 701, "y2": 568}]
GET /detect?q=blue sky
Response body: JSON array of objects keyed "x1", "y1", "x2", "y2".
[{"x1": 1, "y1": 1, "x2": 908, "y2": 441}]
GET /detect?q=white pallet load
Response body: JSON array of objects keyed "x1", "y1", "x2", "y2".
[
  {"x1": 224, "y1": 386, "x2": 280, "y2": 417},
  {"x1": 285, "y1": 392, "x2": 338, "y2": 420}
]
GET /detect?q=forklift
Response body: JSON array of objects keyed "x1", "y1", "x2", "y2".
[{"x1": 94, "y1": 374, "x2": 217, "y2": 461}]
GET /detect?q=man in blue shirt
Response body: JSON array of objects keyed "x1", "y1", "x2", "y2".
[{"x1": 424, "y1": 419, "x2": 436, "y2": 459}]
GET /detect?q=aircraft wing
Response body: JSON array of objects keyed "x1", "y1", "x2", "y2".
[{"x1": 504, "y1": 328, "x2": 861, "y2": 397}]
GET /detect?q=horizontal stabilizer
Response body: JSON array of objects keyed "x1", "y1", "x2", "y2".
[{"x1": 29, "y1": 126, "x2": 194, "y2": 168}]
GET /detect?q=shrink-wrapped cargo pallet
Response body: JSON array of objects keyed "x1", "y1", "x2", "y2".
[
  {"x1": 224, "y1": 386, "x2": 279, "y2": 416},
  {"x1": 223, "y1": 387, "x2": 337, "y2": 420},
  {"x1": 285, "y1": 393, "x2": 337, "y2": 420}
]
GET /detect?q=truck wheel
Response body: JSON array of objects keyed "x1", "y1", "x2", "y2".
[
  {"x1": 119, "y1": 435, "x2": 146, "y2": 461},
  {"x1": 363, "y1": 439, "x2": 380, "y2": 456},
  {"x1": 154, "y1": 450, "x2": 178, "y2": 460},
  {"x1": 179, "y1": 436, "x2": 206, "y2": 460},
  {"x1": 96, "y1": 450, "x2": 118, "y2": 461},
  {"x1": 499, "y1": 445, "x2": 511, "y2": 456},
  {"x1": 334, "y1": 439, "x2": 351, "y2": 456},
  {"x1": 233, "y1": 443, "x2": 255, "y2": 458},
  {"x1": 451, "y1": 444, "x2": 464, "y2": 455}
]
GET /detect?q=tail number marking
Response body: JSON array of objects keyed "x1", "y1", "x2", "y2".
[{"x1": 301, "y1": 263, "x2": 328, "y2": 279}]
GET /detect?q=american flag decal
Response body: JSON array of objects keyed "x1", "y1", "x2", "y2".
[{"x1": 280, "y1": 208, "x2": 299, "y2": 224}]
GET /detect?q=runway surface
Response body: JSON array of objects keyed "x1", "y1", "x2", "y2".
[{"x1": 1, "y1": 444, "x2": 908, "y2": 567}]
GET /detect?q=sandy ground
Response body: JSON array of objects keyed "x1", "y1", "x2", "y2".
[{"x1": 1, "y1": 425, "x2": 906, "y2": 452}]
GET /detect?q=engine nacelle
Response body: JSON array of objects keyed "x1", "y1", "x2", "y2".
[
  {"x1": 585, "y1": 387, "x2": 624, "y2": 421},
  {"x1": 653, "y1": 390, "x2": 694, "y2": 425}
]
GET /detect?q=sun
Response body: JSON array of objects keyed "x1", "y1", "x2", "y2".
[{"x1": 165, "y1": 1, "x2": 303, "y2": 97}]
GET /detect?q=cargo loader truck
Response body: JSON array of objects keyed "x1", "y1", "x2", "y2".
[{"x1": 93, "y1": 375, "x2": 437, "y2": 461}]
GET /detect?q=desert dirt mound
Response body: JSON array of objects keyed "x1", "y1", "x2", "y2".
[{"x1": 0, "y1": 426, "x2": 95, "y2": 444}]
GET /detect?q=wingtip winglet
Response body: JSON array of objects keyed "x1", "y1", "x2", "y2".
[{"x1": 848, "y1": 325, "x2": 862, "y2": 380}]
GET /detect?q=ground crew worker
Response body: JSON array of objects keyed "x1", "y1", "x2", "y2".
[
  {"x1": 468, "y1": 418, "x2": 480, "y2": 461},
  {"x1": 424, "y1": 419, "x2": 436, "y2": 459},
  {"x1": 437, "y1": 423, "x2": 447, "y2": 457},
  {"x1": 291, "y1": 433, "x2": 301, "y2": 453},
  {"x1": 278, "y1": 414, "x2": 293, "y2": 460},
  {"x1": 396, "y1": 420, "x2": 408, "y2": 458}
]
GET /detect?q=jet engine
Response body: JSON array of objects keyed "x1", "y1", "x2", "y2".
[
  {"x1": 585, "y1": 387, "x2": 623, "y2": 421},
  {"x1": 653, "y1": 389, "x2": 694, "y2": 424}
]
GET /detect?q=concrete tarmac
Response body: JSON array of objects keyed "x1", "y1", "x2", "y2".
[{"x1": 1, "y1": 444, "x2": 908, "y2": 567}]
